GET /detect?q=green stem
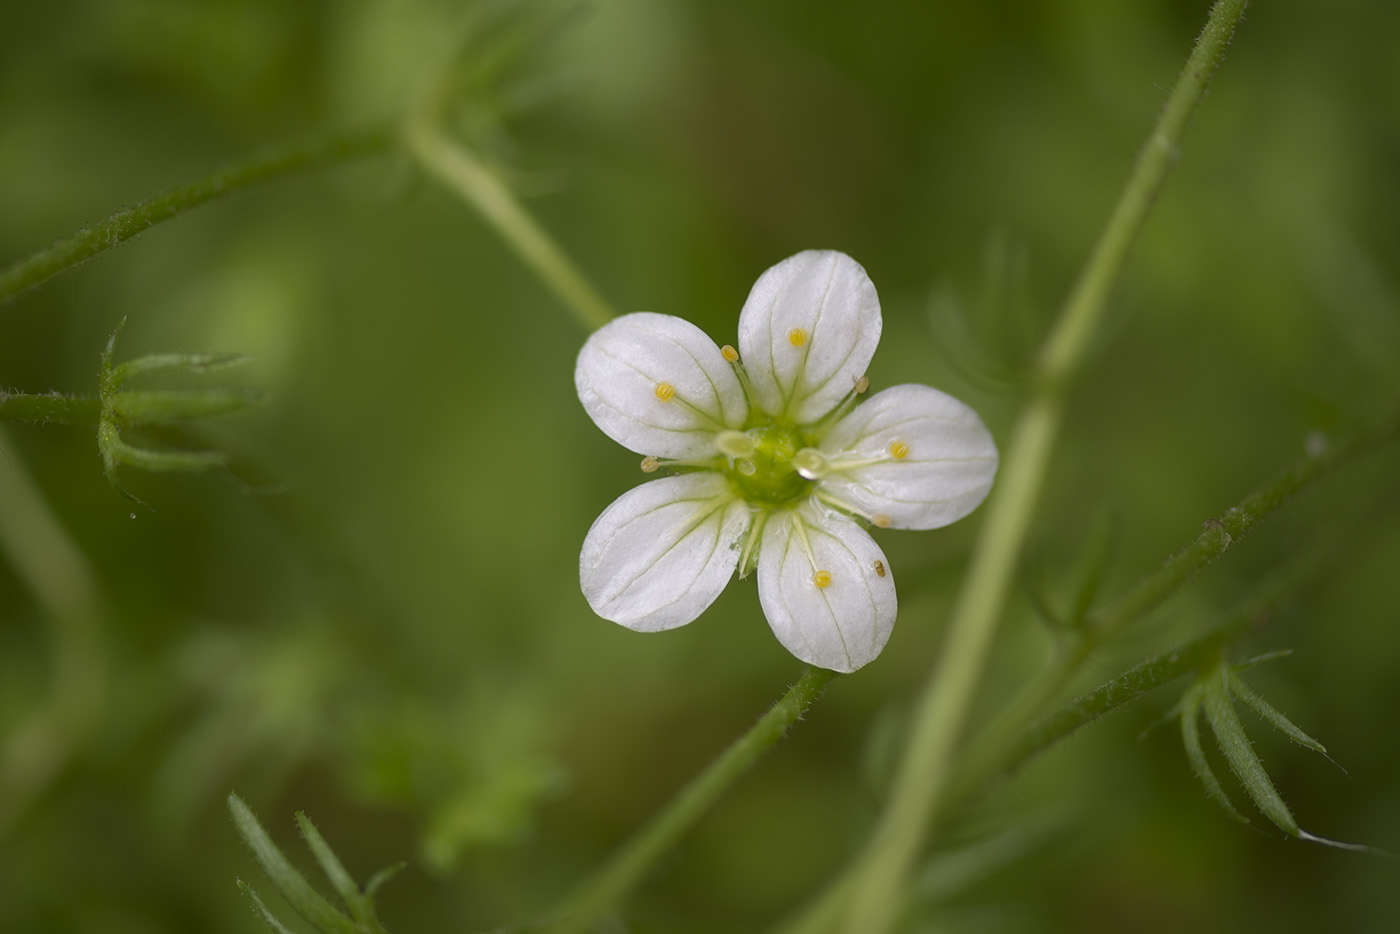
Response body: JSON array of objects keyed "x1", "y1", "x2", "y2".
[
  {"x1": 0, "y1": 392, "x2": 101, "y2": 425},
  {"x1": 543, "y1": 667, "x2": 836, "y2": 933},
  {"x1": 1007, "y1": 399, "x2": 1400, "y2": 746},
  {"x1": 798, "y1": 4, "x2": 1252, "y2": 932},
  {"x1": 0, "y1": 125, "x2": 392, "y2": 307},
  {"x1": 405, "y1": 122, "x2": 618, "y2": 332}
]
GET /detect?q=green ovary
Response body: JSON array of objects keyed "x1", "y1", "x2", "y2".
[{"x1": 725, "y1": 424, "x2": 814, "y2": 507}]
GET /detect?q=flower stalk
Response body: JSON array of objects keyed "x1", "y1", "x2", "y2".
[
  {"x1": 543, "y1": 667, "x2": 836, "y2": 934},
  {"x1": 406, "y1": 121, "x2": 618, "y2": 332}
]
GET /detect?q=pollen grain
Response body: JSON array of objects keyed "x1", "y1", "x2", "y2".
[
  {"x1": 813, "y1": 569, "x2": 832, "y2": 588},
  {"x1": 887, "y1": 439, "x2": 909, "y2": 460},
  {"x1": 787, "y1": 327, "x2": 808, "y2": 347},
  {"x1": 654, "y1": 381, "x2": 676, "y2": 402}
]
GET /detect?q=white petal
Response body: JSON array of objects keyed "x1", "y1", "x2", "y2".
[
  {"x1": 736, "y1": 251, "x2": 881, "y2": 424},
  {"x1": 576, "y1": 312, "x2": 748, "y2": 459},
  {"x1": 756, "y1": 504, "x2": 896, "y2": 672},
  {"x1": 581, "y1": 473, "x2": 751, "y2": 632},
  {"x1": 819, "y1": 383, "x2": 998, "y2": 530}
]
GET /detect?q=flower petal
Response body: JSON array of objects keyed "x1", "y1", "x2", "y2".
[
  {"x1": 576, "y1": 312, "x2": 748, "y2": 459},
  {"x1": 737, "y1": 251, "x2": 881, "y2": 424},
  {"x1": 819, "y1": 383, "x2": 998, "y2": 530},
  {"x1": 756, "y1": 504, "x2": 896, "y2": 672},
  {"x1": 581, "y1": 473, "x2": 751, "y2": 632}
]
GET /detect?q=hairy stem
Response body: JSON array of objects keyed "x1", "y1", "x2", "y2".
[
  {"x1": 782, "y1": 4, "x2": 1253, "y2": 932},
  {"x1": 406, "y1": 122, "x2": 617, "y2": 332},
  {"x1": 0, "y1": 392, "x2": 101, "y2": 425},
  {"x1": 543, "y1": 667, "x2": 836, "y2": 933},
  {"x1": 0, "y1": 125, "x2": 392, "y2": 307}
]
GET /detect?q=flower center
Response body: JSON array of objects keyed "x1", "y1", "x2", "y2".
[{"x1": 725, "y1": 424, "x2": 814, "y2": 507}]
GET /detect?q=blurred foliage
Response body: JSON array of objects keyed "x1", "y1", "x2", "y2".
[{"x1": 1, "y1": 1, "x2": 1398, "y2": 932}]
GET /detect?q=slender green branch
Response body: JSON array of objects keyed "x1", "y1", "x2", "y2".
[
  {"x1": 542, "y1": 667, "x2": 836, "y2": 933},
  {"x1": 0, "y1": 125, "x2": 392, "y2": 307},
  {"x1": 791, "y1": 4, "x2": 1253, "y2": 933},
  {"x1": 406, "y1": 121, "x2": 617, "y2": 332},
  {"x1": 0, "y1": 392, "x2": 101, "y2": 425},
  {"x1": 948, "y1": 405, "x2": 1400, "y2": 807},
  {"x1": 1088, "y1": 414, "x2": 1396, "y2": 646}
]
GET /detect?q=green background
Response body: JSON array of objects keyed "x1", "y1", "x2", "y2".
[{"x1": 2, "y1": 1, "x2": 1398, "y2": 931}]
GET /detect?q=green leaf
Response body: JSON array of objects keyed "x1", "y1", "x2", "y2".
[
  {"x1": 112, "y1": 388, "x2": 265, "y2": 421},
  {"x1": 364, "y1": 862, "x2": 406, "y2": 899},
  {"x1": 295, "y1": 812, "x2": 373, "y2": 927},
  {"x1": 228, "y1": 794, "x2": 363, "y2": 934},
  {"x1": 1201, "y1": 678, "x2": 1301, "y2": 836},
  {"x1": 237, "y1": 880, "x2": 300, "y2": 934},
  {"x1": 1178, "y1": 685, "x2": 1249, "y2": 825},
  {"x1": 1227, "y1": 670, "x2": 1328, "y2": 755},
  {"x1": 112, "y1": 351, "x2": 252, "y2": 384}
]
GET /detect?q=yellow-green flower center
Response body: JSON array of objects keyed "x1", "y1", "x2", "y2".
[{"x1": 725, "y1": 424, "x2": 815, "y2": 507}]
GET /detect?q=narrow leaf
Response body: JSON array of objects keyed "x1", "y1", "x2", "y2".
[
  {"x1": 112, "y1": 388, "x2": 265, "y2": 421},
  {"x1": 1227, "y1": 670, "x2": 1328, "y2": 755},
  {"x1": 1179, "y1": 687, "x2": 1249, "y2": 824},
  {"x1": 364, "y1": 861, "x2": 407, "y2": 898},
  {"x1": 238, "y1": 879, "x2": 300, "y2": 934},
  {"x1": 1201, "y1": 682, "x2": 1301, "y2": 836},
  {"x1": 113, "y1": 351, "x2": 252, "y2": 384},
  {"x1": 105, "y1": 433, "x2": 226, "y2": 472},
  {"x1": 296, "y1": 811, "x2": 371, "y2": 925},
  {"x1": 228, "y1": 794, "x2": 363, "y2": 934}
]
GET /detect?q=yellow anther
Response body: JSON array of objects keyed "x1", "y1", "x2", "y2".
[
  {"x1": 787, "y1": 327, "x2": 808, "y2": 347},
  {"x1": 854, "y1": 374, "x2": 869, "y2": 394},
  {"x1": 721, "y1": 344, "x2": 739, "y2": 362},
  {"x1": 871, "y1": 513, "x2": 891, "y2": 528},
  {"x1": 873, "y1": 560, "x2": 886, "y2": 578},
  {"x1": 654, "y1": 381, "x2": 675, "y2": 402},
  {"x1": 887, "y1": 440, "x2": 910, "y2": 460},
  {"x1": 640, "y1": 456, "x2": 660, "y2": 473},
  {"x1": 813, "y1": 569, "x2": 832, "y2": 588}
]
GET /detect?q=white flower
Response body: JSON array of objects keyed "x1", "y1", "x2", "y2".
[{"x1": 575, "y1": 251, "x2": 998, "y2": 672}]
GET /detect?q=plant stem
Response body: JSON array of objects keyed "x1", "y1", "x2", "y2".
[
  {"x1": 801, "y1": 3, "x2": 1253, "y2": 932},
  {"x1": 405, "y1": 122, "x2": 618, "y2": 332},
  {"x1": 543, "y1": 667, "x2": 836, "y2": 933},
  {"x1": 0, "y1": 125, "x2": 392, "y2": 307},
  {"x1": 0, "y1": 393, "x2": 101, "y2": 425}
]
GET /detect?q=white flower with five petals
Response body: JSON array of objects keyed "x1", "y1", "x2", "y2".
[{"x1": 575, "y1": 251, "x2": 998, "y2": 672}]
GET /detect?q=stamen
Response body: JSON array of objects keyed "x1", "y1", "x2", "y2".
[
  {"x1": 654, "y1": 381, "x2": 676, "y2": 402},
  {"x1": 640, "y1": 456, "x2": 660, "y2": 473},
  {"x1": 887, "y1": 439, "x2": 910, "y2": 460},
  {"x1": 717, "y1": 430, "x2": 755, "y2": 457},
  {"x1": 813, "y1": 570, "x2": 832, "y2": 588},
  {"x1": 722, "y1": 345, "x2": 756, "y2": 402},
  {"x1": 872, "y1": 560, "x2": 886, "y2": 578},
  {"x1": 815, "y1": 489, "x2": 887, "y2": 527},
  {"x1": 737, "y1": 511, "x2": 765, "y2": 579},
  {"x1": 787, "y1": 327, "x2": 808, "y2": 347},
  {"x1": 808, "y1": 375, "x2": 871, "y2": 439},
  {"x1": 792, "y1": 447, "x2": 829, "y2": 480}
]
